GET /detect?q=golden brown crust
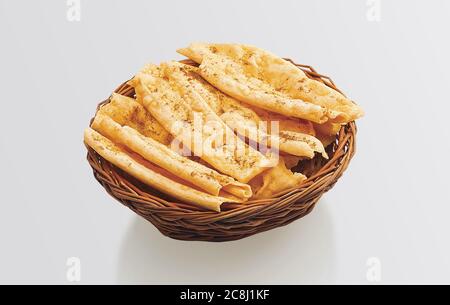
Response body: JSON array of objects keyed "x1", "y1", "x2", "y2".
[
  {"x1": 163, "y1": 61, "x2": 327, "y2": 159},
  {"x1": 313, "y1": 122, "x2": 342, "y2": 147},
  {"x1": 91, "y1": 114, "x2": 252, "y2": 199},
  {"x1": 132, "y1": 62, "x2": 273, "y2": 183},
  {"x1": 84, "y1": 128, "x2": 239, "y2": 212},
  {"x1": 178, "y1": 43, "x2": 364, "y2": 123},
  {"x1": 251, "y1": 157, "x2": 306, "y2": 199},
  {"x1": 97, "y1": 93, "x2": 172, "y2": 145},
  {"x1": 85, "y1": 43, "x2": 363, "y2": 211}
]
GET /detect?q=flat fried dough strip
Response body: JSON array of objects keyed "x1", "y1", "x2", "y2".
[
  {"x1": 178, "y1": 43, "x2": 364, "y2": 123},
  {"x1": 253, "y1": 109, "x2": 315, "y2": 136},
  {"x1": 200, "y1": 53, "x2": 329, "y2": 123},
  {"x1": 98, "y1": 93, "x2": 172, "y2": 145},
  {"x1": 250, "y1": 157, "x2": 306, "y2": 199},
  {"x1": 84, "y1": 128, "x2": 238, "y2": 212},
  {"x1": 132, "y1": 64, "x2": 273, "y2": 183},
  {"x1": 92, "y1": 114, "x2": 252, "y2": 199},
  {"x1": 163, "y1": 62, "x2": 327, "y2": 158},
  {"x1": 313, "y1": 122, "x2": 342, "y2": 147}
]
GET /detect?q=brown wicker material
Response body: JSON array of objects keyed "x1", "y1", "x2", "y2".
[{"x1": 86, "y1": 59, "x2": 357, "y2": 242}]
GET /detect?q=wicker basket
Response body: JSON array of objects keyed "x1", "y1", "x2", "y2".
[{"x1": 86, "y1": 59, "x2": 357, "y2": 242}]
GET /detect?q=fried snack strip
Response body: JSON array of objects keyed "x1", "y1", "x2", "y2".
[
  {"x1": 162, "y1": 62, "x2": 327, "y2": 159},
  {"x1": 84, "y1": 128, "x2": 239, "y2": 212},
  {"x1": 313, "y1": 122, "x2": 342, "y2": 147},
  {"x1": 98, "y1": 93, "x2": 172, "y2": 145},
  {"x1": 178, "y1": 43, "x2": 364, "y2": 124},
  {"x1": 253, "y1": 109, "x2": 315, "y2": 136},
  {"x1": 132, "y1": 64, "x2": 273, "y2": 183},
  {"x1": 249, "y1": 157, "x2": 306, "y2": 199},
  {"x1": 92, "y1": 114, "x2": 252, "y2": 200}
]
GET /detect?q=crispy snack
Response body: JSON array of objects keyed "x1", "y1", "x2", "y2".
[
  {"x1": 84, "y1": 128, "x2": 240, "y2": 212},
  {"x1": 97, "y1": 93, "x2": 172, "y2": 145},
  {"x1": 282, "y1": 154, "x2": 303, "y2": 169},
  {"x1": 131, "y1": 63, "x2": 274, "y2": 183},
  {"x1": 161, "y1": 61, "x2": 327, "y2": 159},
  {"x1": 92, "y1": 114, "x2": 252, "y2": 200},
  {"x1": 178, "y1": 43, "x2": 364, "y2": 123},
  {"x1": 253, "y1": 109, "x2": 315, "y2": 136},
  {"x1": 250, "y1": 157, "x2": 306, "y2": 199},
  {"x1": 86, "y1": 43, "x2": 364, "y2": 212},
  {"x1": 313, "y1": 122, "x2": 342, "y2": 147}
]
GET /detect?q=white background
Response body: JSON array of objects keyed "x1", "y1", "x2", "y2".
[{"x1": 0, "y1": 0, "x2": 449, "y2": 284}]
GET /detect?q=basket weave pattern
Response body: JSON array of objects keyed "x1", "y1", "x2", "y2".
[{"x1": 86, "y1": 60, "x2": 357, "y2": 242}]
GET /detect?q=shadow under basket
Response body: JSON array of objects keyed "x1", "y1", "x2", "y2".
[{"x1": 86, "y1": 59, "x2": 357, "y2": 242}]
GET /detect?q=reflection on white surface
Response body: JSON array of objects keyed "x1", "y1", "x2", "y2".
[{"x1": 116, "y1": 201, "x2": 336, "y2": 284}]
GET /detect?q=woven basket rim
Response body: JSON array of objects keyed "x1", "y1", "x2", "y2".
[{"x1": 86, "y1": 59, "x2": 357, "y2": 219}]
